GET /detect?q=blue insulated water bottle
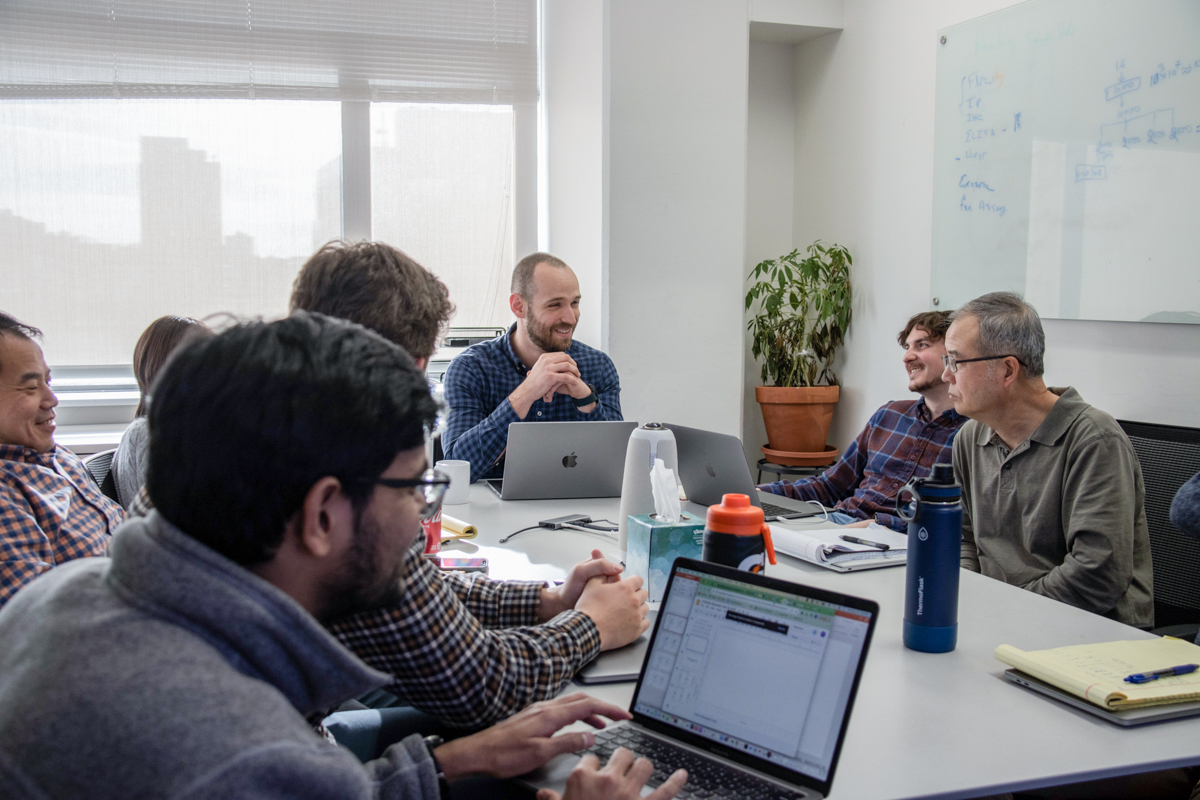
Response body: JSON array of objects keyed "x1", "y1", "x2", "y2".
[{"x1": 898, "y1": 463, "x2": 962, "y2": 653}]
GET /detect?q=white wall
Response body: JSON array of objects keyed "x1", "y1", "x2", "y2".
[
  {"x1": 791, "y1": 0, "x2": 1200, "y2": 453},
  {"x1": 543, "y1": 0, "x2": 605, "y2": 350},
  {"x1": 743, "y1": 41, "x2": 798, "y2": 466},
  {"x1": 606, "y1": 0, "x2": 750, "y2": 434}
]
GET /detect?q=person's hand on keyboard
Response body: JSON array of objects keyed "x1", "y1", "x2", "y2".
[
  {"x1": 431, "y1": 692, "x2": 631, "y2": 781},
  {"x1": 538, "y1": 747, "x2": 688, "y2": 800}
]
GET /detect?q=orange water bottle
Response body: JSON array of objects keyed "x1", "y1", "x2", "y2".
[{"x1": 702, "y1": 493, "x2": 777, "y2": 573}]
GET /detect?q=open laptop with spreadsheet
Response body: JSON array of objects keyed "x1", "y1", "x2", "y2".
[{"x1": 533, "y1": 558, "x2": 878, "y2": 800}]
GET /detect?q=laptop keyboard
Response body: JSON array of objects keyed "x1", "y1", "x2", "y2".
[
  {"x1": 760, "y1": 501, "x2": 810, "y2": 520},
  {"x1": 584, "y1": 727, "x2": 807, "y2": 800}
]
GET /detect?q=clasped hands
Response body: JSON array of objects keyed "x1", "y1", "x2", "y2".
[
  {"x1": 539, "y1": 549, "x2": 651, "y2": 651},
  {"x1": 509, "y1": 352, "x2": 596, "y2": 417}
]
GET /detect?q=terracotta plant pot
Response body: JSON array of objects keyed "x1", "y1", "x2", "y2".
[{"x1": 755, "y1": 385, "x2": 840, "y2": 454}]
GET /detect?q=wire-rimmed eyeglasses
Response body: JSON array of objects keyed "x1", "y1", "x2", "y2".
[
  {"x1": 369, "y1": 469, "x2": 451, "y2": 518},
  {"x1": 940, "y1": 353, "x2": 1025, "y2": 373}
]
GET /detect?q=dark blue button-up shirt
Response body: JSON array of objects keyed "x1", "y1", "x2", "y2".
[{"x1": 442, "y1": 325, "x2": 623, "y2": 481}]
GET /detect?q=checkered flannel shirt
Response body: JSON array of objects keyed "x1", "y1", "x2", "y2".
[
  {"x1": 0, "y1": 443, "x2": 124, "y2": 607},
  {"x1": 329, "y1": 537, "x2": 602, "y2": 729},
  {"x1": 127, "y1": 486, "x2": 602, "y2": 729},
  {"x1": 442, "y1": 324, "x2": 623, "y2": 482},
  {"x1": 760, "y1": 399, "x2": 965, "y2": 532}
]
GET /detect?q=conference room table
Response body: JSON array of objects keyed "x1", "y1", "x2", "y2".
[{"x1": 437, "y1": 484, "x2": 1200, "y2": 799}]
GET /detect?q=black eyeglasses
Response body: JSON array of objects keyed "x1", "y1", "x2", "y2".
[
  {"x1": 941, "y1": 353, "x2": 1025, "y2": 374},
  {"x1": 369, "y1": 469, "x2": 451, "y2": 518}
]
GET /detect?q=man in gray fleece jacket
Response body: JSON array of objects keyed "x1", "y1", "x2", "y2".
[{"x1": 0, "y1": 313, "x2": 684, "y2": 800}]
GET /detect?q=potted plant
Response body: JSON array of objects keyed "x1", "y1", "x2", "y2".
[{"x1": 745, "y1": 240, "x2": 852, "y2": 462}]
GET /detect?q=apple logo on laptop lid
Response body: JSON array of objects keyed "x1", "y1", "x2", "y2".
[{"x1": 563, "y1": 451, "x2": 578, "y2": 468}]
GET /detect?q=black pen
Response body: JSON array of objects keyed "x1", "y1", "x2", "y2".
[{"x1": 839, "y1": 534, "x2": 889, "y2": 551}]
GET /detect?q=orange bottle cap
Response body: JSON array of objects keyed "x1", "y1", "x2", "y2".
[
  {"x1": 706, "y1": 494, "x2": 765, "y2": 535},
  {"x1": 706, "y1": 494, "x2": 777, "y2": 565}
]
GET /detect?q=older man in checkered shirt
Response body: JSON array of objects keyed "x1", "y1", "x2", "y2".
[{"x1": 0, "y1": 312, "x2": 123, "y2": 607}]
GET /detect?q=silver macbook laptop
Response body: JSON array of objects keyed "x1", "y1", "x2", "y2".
[
  {"x1": 534, "y1": 557, "x2": 878, "y2": 800},
  {"x1": 667, "y1": 423, "x2": 825, "y2": 521},
  {"x1": 485, "y1": 420, "x2": 637, "y2": 500},
  {"x1": 575, "y1": 610, "x2": 659, "y2": 685},
  {"x1": 1003, "y1": 669, "x2": 1200, "y2": 727}
]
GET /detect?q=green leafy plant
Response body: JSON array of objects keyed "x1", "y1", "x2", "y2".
[{"x1": 745, "y1": 241, "x2": 852, "y2": 387}]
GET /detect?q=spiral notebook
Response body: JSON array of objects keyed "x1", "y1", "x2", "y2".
[{"x1": 769, "y1": 522, "x2": 908, "y2": 572}]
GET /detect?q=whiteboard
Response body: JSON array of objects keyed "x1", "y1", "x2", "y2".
[{"x1": 931, "y1": 0, "x2": 1200, "y2": 324}]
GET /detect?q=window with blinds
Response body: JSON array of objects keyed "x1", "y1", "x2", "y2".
[{"x1": 0, "y1": 0, "x2": 536, "y2": 366}]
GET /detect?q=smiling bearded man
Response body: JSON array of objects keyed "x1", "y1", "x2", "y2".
[
  {"x1": 758, "y1": 311, "x2": 966, "y2": 532},
  {"x1": 442, "y1": 252, "x2": 624, "y2": 483}
]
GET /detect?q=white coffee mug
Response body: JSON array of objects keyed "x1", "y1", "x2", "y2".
[{"x1": 436, "y1": 459, "x2": 472, "y2": 505}]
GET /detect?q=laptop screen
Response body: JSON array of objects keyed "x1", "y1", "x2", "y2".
[{"x1": 630, "y1": 563, "x2": 874, "y2": 784}]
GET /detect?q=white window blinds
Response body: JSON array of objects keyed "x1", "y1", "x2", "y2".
[{"x1": 0, "y1": 0, "x2": 538, "y2": 103}]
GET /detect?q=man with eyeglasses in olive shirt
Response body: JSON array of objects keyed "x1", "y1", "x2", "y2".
[{"x1": 943, "y1": 292, "x2": 1153, "y2": 628}]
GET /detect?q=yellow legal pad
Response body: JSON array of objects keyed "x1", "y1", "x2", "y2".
[
  {"x1": 440, "y1": 515, "x2": 478, "y2": 541},
  {"x1": 995, "y1": 637, "x2": 1200, "y2": 710}
]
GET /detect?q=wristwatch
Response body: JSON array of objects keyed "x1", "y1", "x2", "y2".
[
  {"x1": 422, "y1": 735, "x2": 451, "y2": 800},
  {"x1": 572, "y1": 383, "x2": 598, "y2": 408}
]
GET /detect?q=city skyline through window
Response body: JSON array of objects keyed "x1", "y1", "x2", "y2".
[{"x1": 2, "y1": 99, "x2": 516, "y2": 366}]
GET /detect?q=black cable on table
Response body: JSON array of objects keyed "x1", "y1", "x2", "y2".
[{"x1": 498, "y1": 525, "x2": 542, "y2": 544}]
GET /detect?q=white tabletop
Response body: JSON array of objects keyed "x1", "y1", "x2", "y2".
[{"x1": 440, "y1": 485, "x2": 1200, "y2": 800}]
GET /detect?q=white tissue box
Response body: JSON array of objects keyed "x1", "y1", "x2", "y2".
[{"x1": 625, "y1": 512, "x2": 705, "y2": 603}]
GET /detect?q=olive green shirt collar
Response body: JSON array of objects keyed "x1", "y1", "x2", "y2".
[{"x1": 972, "y1": 386, "x2": 1085, "y2": 450}]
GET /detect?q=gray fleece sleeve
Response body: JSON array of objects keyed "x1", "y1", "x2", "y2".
[{"x1": 175, "y1": 735, "x2": 439, "y2": 800}]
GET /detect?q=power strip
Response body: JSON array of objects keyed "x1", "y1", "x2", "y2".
[{"x1": 538, "y1": 514, "x2": 592, "y2": 529}]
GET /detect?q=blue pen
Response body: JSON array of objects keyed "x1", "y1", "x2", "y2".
[{"x1": 1124, "y1": 664, "x2": 1199, "y2": 684}]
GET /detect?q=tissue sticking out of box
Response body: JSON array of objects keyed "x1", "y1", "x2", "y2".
[{"x1": 650, "y1": 458, "x2": 682, "y2": 524}]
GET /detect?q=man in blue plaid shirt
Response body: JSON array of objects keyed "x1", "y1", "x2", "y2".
[
  {"x1": 443, "y1": 252, "x2": 623, "y2": 482},
  {"x1": 0, "y1": 312, "x2": 123, "y2": 607},
  {"x1": 759, "y1": 311, "x2": 966, "y2": 532}
]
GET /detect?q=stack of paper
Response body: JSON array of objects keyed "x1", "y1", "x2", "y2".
[
  {"x1": 769, "y1": 521, "x2": 907, "y2": 571},
  {"x1": 996, "y1": 637, "x2": 1200, "y2": 710}
]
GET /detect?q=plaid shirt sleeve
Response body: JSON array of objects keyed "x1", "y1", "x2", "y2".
[
  {"x1": 129, "y1": 485, "x2": 154, "y2": 518},
  {"x1": 759, "y1": 409, "x2": 877, "y2": 508},
  {"x1": 0, "y1": 448, "x2": 120, "y2": 607},
  {"x1": 442, "y1": 350, "x2": 523, "y2": 483},
  {"x1": 0, "y1": 482, "x2": 56, "y2": 606},
  {"x1": 581, "y1": 358, "x2": 622, "y2": 422},
  {"x1": 328, "y1": 540, "x2": 602, "y2": 729}
]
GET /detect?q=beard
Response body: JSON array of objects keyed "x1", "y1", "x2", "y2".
[
  {"x1": 526, "y1": 311, "x2": 575, "y2": 353},
  {"x1": 318, "y1": 511, "x2": 408, "y2": 623},
  {"x1": 908, "y1": 368, "x2": 945, "y2": 395}
]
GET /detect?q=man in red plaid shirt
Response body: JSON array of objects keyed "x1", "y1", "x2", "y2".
[
  {"x1": 0, "y1": 312, "x2": 123, "y2": 607},
  {"x1": 759, "y1": 311, "x2": 966, "y2": 532}
]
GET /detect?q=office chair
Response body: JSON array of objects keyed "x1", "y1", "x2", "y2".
[
  {"x1": 1118, "y1": 420, "x2": 1200, "y2": 637},
  {"x1": 81, "y1": 448, "x2": 120, "y2": 504}
]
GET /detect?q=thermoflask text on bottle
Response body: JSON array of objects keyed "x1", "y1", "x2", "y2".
[{"x1": 898, "y1": 463, "x2": 962, "y2": 653}]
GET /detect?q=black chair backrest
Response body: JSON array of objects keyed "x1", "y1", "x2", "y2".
[
  {"x1": 81, "y1": 448, "x2": 120, "y2": 505},
  {"x1": 1118, "y1": 420, "x2": 1200, "y2": 628}
]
